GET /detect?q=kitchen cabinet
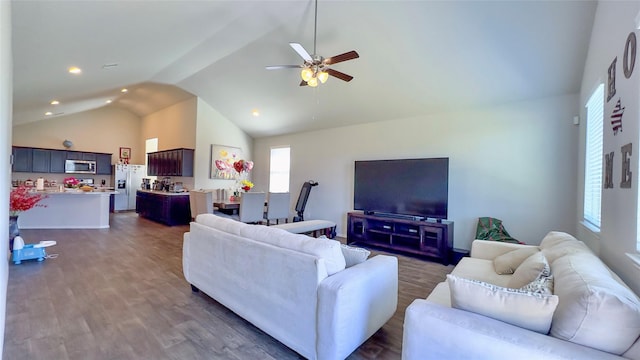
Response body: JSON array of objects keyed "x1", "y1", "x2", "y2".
[
  {"x1": 12, "y1": 147, "x2": 33, "y2": 172},
  {"x1": 82, "y1": 153, "x2": 97, "y2": 161},
  {"x1": 96, "y1": 153, "x2": 112, "y2": 175},
  {"x1": 66, "y1": 151, "x2": 83, "y2": 160},
  {"x1": 11, "y1": 146, "x2": 112, "y2": 174},
  {"x1": 147, "y1": 148, "x2": 194, "y2": 177},
  {"x1": 50, "y1": 150, "x2": 67, "y2": 173},
  {"x1": 135, "y1": 190, "x2": 191, "y2": 226},
  {"x1": 31, "y1": 149, "x2": 51, "y2": 173}
]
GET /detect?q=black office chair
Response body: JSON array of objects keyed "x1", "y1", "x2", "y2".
[{"x1": 293, "y1": 180, "x2": 318, "y2": 222}]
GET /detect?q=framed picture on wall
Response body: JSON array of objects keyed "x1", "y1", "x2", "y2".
[
  {"x1": 210, "y1": 144, "x2": 243, "y2": 179},
  {"x1": 119, "y1": 147, "x2": 131, "y2": 159}
]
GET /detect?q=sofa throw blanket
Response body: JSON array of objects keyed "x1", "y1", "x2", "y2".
[{"x1": 476, "y1": 217, "x2": 521, "y2": 244}]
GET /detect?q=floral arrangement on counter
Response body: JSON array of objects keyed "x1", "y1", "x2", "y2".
[
  {"x1": 240, "y1": 179, "x2": 254, "y2": 192},
  {"x1": 63, "y1": 177, "x2": 80, "y2": 188},
  {"x1": 10, "y1": 185, "x2": 47, "y2": 216}
]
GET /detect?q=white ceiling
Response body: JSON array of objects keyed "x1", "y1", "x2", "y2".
[{"x1": 11, "y1": 0, "x2": 597, "y2": 138}]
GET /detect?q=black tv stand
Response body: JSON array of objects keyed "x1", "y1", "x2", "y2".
[{"x1": 347, "y1": 211, "x2": 453, "y2": 264}]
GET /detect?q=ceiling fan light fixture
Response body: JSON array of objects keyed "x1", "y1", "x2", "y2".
[
  {"x1": 307, "y1": 77, "x2": 319, "y2": 87},
  {"x1": 301, "y1": 67, "x2": 314, "y2": 82},
  {"x1": 318, "y1": 71, "x2": 329, "y2": 83}
]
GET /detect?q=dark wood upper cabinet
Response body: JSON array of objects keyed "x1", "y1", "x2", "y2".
[{"x1": 146, "y1": 148, "x2": 194, "y2": 177}]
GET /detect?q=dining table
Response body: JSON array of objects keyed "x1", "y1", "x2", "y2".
[{"x1": 213, "y1": 199, "x2": 241, "y2": 214}]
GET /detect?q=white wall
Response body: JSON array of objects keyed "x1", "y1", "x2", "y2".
[
  {"x1": 141, "y1": 97, "x2": 197, "y2": 189},
  {"x1": 254, "y1": 94, "x2": 579, "y2": 249},
  {"x1": 192, "y1": 98, "x2": 253, "y2": 190},
  {"x1": 578, "y1": 1, "x2": 640, "y2": 294},
  {"x1": 12, "y1": 106, "x2": 143, "y2": 164},
  {"x1": 1, "y1": 0, "x2": 12, "y2": 355}
]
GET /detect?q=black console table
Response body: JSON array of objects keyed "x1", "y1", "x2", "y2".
[{"x1": 347, "y1": 212, "x2": 454, "y2": 264}]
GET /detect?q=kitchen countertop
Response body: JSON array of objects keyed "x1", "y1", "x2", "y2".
[{"x1": 136, "y1": 189, "x2": 189, "y2": 196}]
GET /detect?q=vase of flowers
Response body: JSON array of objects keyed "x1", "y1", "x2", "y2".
[
  {"x1": 240, "y1": 179, "x2": 254, "y2": 192},
  {"x1": 9, "y1": 185, "x2": 47, "y2": 251},
  {"x1": 63, "y1": 176, "x2": 80, "y2": 191}
]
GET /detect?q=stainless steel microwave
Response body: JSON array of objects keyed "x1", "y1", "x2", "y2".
[{"x1": 65, "y1": 160, "x2": 96, "y2": 174}]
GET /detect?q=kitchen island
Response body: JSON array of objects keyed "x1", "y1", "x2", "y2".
[
  {"x1": 18, "y1": 190, "x2": 117, "y2": 229},
  {"x1": 136, "y1": 190, "x2": 191, "y2": 226}
]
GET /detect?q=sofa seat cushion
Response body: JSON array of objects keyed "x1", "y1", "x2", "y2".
[
  {"x1": 550, "y1": 251, "x2": 640, "y2": 354},
  {"x1": 239, "y1": 224, "x2": 346, "y2": 275},
  {"x1": 447, "y1": 274, "x2": 559, "y2": 334},
  {"x1": 426, "y1": 282, "x2": 451, "y2": 307},
  {"x1": 451, "y1": 257, "x2": 512, "y2": 288}
]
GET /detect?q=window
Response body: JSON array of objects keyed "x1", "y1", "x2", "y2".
[
  {"x1": 269, "y1": 146, "x2": 290, "y2": 192},
  {"x1": 145, "y1": 138, "x2": 158, "y2": 178},
  {"x1": 583, "y1": 84, "x2": 604, "y2": 230}
]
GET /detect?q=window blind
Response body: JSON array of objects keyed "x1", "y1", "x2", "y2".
[
  {"x1": 269, "y1": 146, "x2": 290, "y2": 193},
  {"x1": 583, "y1": 84, "x2": 604, "y2": 229}
]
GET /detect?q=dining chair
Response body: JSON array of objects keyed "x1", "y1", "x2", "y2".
[
  {"x1": 189, "y1": 189, "x2": 214, "y2": 220},
  {"x1": 238, "y1": 192, "x2": 267, "y2": 224},
  {"x1": 265, "y1": 192, "x2": 290, "y2": 225}
]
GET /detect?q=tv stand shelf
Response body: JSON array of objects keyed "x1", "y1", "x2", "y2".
[{"x1": 347, "y1": 212, "x2": 453, "y2": 264}]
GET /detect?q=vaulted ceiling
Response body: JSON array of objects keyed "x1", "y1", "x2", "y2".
[{"x1": 11, "y1": 0, "x2": 597, "y2": 138}]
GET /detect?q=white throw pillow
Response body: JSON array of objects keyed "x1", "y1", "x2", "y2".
[
  {"x1": 507, "y1": 251, "x2": 550, "y2": 289},
  {"x1": 519, "y1": 274, "x2": 554, "y2": 295},
  {"x1": 493, "y1": 247, "x2": 540, "y2": 275},
  {"x1": 340, "y1": 244, "x2": 371, "y2": 267},
  {"x1": 447, "y1": 274, "x2": 559, "y2": 334}
]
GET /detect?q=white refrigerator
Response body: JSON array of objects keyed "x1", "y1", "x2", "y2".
[{"x1": 112, "y1": 164, "x2": 146, "y2": 211}]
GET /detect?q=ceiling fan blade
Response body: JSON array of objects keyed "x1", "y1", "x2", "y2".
[
  {"x1": 290, "y1": 43, "x2": 313, "y2": 62},
  {"x1": 299, "y1": 80, "x2": 308, "y2": 87},
  {"x1": 265, "y1": 65, "x2": 303, "y2": 70},
  {"x1": 324, "y1": 50, "x2": 359, "y2": 65},
  {"x1": 326, "y1": 68, "x2": 354, "y2": 82}
]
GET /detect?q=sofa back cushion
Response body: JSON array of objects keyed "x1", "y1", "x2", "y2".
[
  {"x1": 506, "y1": 251, "x2": 550, "y2": 289},
  {"x1": 550, "y1": 251, "x2": 640, "y2": 354},
  {"x1": 494, "y1": 247, "x2": 540, "y2": 275},
  {"x1": 539, "y1": 231, "x2": 590, "y2": 264},
  {"x1": 239, "y1": 224, "x2": 346, "y2": 275},
  {"x1": 196, "y1": 213, "x2": 248, "y2": 235}
]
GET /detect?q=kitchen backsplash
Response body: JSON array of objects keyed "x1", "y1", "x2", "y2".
[{"x1": 11, "y1": 173, "x2": 112, "y2": 188}]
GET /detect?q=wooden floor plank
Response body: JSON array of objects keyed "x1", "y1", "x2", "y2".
[{"x1": 4, "y1": 212, "x2": 453, "y2": 359}]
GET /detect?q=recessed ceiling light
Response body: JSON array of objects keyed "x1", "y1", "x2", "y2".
[
  {"x1": 45, "y1": 111, "x2": 53, "y2": 116},
  {"x1": 252, "y1": 109, "x2": 260, "y2": 117},
  {"x1": 50, "y1": 100, "x2": 59, "y2": 105},
  {"x1": 68, "y1": 66, "x2": 82, "y2": 74},
  {"x1": 105, "y1": 100, "x2": 112, "y2": 104},
  {"x1": 121, "y1": 88, "x2": 128, "y2": 93}
]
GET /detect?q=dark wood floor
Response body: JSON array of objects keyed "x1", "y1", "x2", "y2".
[{"x1": 4, "y1": 212, "x2": 453, "y2": 360}]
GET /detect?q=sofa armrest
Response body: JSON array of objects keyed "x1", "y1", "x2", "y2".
[
  {"x1": 182, "y1": 232, "x2": 191, "y2": 283},
  {"x1": 402, "y1": 300, "x2": 623, "y2": 360},
  {"x1": 470, "y1": 239, "x2": 539, "y2": 260},
  {"x1": 317, "y1": 255, "x2": 398, "y2": 360}
]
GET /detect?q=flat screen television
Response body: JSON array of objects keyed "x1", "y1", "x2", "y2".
[{"x1": 354, "y1": 157, "x2": 449, "y2": 220}]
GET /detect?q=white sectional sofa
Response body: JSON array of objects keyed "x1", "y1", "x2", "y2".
[
  {"x1": 403, "y1": 231, "x2": 640, "y2": 360},
  {"x1": 183, "y1": 214, "x2": 398, "y2": 360}
]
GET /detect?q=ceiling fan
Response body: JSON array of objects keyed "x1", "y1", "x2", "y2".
[{"x1": 265, "y1": 0, "x2": 359, "y2": 87}]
